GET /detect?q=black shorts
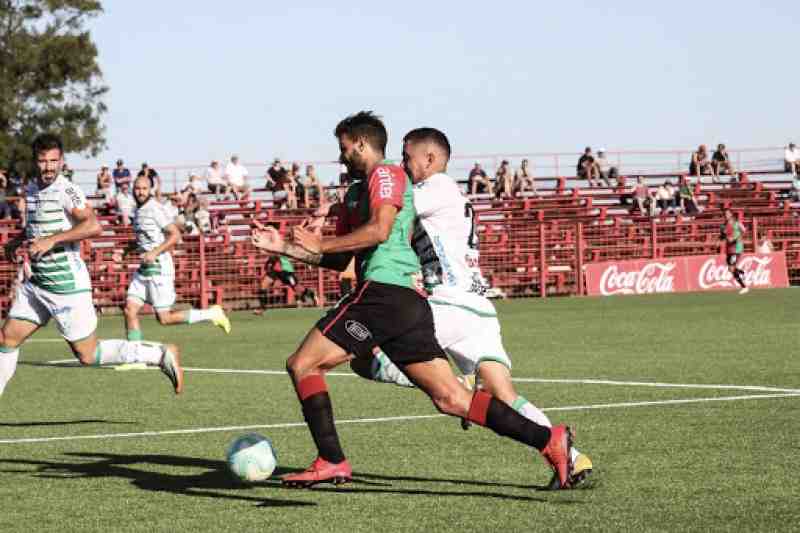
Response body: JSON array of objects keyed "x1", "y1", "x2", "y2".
[
  {"x1": 726, "y1": 253, "x2": 739, "y2": 266},
  {"x1": 268, "y1": 271, "x2": 297, "y2": 288},
  {"x1": 316, "y1": 281, "x2": 444, "y2": 365}
]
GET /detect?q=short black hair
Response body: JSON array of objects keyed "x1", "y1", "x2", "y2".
[
  {"x1": 31, "y1": 133, "x2": 63, "y2": 158},
  {"x1": 402, "y1": 127, "x2": 452, "y2": 160},
  {"x1": 334, "y1": 111, "x2": 387, "y2": 154}
]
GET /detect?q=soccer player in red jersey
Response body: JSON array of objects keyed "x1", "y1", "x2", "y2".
[
  {"x1": 252, "y1": 112, "x2": 575, "y2": 489},
  {"x1": 721, "y1": 208, "x2": 748, "y2": 294}
]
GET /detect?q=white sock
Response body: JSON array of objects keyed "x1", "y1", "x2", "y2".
[
  {"x1": 0, "y1": 348, "x2": 19, "y2": 395},
  {"x1": 513, "y1": 396, "x2": 552, "y2": 427},
  {"x1": 514, "y1": 396, "x2": 583, "y2": 458},
  {"x1": 186, "y1": 308, "x2": 214, "y2": 324},
  {"x1": 372, "y1": 351, "x2": 415, "y2": 388},
  {"x1": 96, "y1": 340, "x2": 163, "y2": 366}
]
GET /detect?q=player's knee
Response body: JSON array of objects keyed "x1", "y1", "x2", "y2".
[{"x1": 431, "y1": 387, "x2": 470, "y2": 417}]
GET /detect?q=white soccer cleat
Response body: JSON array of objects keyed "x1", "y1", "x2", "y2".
[
  {"x1": 160, "y1": 344, "x2": 184, "y2": 394},
  {"x1": 210, "y1": 305, "x2": 231, "y2": 334},
  {"x1": 738, "y1": 287, "x2": 749, "y2": 295}
]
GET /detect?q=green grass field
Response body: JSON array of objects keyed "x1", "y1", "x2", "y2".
[{"x1": 1, "y1": 289, "x2": 798, "y2": 532}]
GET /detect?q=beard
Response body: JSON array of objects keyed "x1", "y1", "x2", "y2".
[{"x1": 341, "y1": 151, "x2": 368, "y2": 180}]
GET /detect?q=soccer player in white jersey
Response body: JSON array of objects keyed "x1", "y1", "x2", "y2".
[
  {"x1": 121, "y1": 176, "x2": 231, "y2": 340},
  {"x1": 0, "y1": 134, "x2": 184, "y2": 395},
  {"x1": 351, "y1": 127, "x2": 592, "y2": 488}
]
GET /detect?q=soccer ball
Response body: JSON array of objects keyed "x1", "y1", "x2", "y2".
[{"x1": 225, "y1": 433, "x2": 278, "y2": 483}]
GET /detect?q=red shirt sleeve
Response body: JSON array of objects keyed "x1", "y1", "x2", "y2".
[{"x1": 368, "y1": 165, "x2": 406, "y2": 212}]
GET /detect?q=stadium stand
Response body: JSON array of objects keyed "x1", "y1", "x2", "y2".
[{"x1": 2, "y1": 148, "x2": 798, "y2": 315}]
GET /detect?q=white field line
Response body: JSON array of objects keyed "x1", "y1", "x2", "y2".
[
  {"x1": 40, "y1": 360, "x2": 800, "y2": 394},
  {"x1": 1, "y1": 392, "x2": 798, "y2": 445}
]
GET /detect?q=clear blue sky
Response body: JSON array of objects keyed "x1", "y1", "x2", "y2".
[{"x1": 79, "y1": 0, "x2": 797, "y2": 182}]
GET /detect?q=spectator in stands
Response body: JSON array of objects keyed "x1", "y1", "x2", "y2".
[
  {"x1": 205, "y1": 160, "x2": 225, "y2": 196},
  {"x1": 267, "y1": 158, "x2": 284, "y2": 184},
  {"x1": 194, "y1": 196, "x2": 212, "y2": 233},
  {"x1": 288, "y1": 162, "x2": 303, "y2": 208},
  {"x1": 792, "y1": 173, "x2": 800, "y2": 201},
  {"x1": 469, "y1": 162, "x2": 493, "y2": 195},
  {"x1": 513, "y1": 159, "x2": 536, "y2": 196},
  {"x1": 180, "y1": 173, "x2": 204, "y2": 204},
  {"x1": 656, "y1": 180, "x2": 677, "y2": 214},
  {"x1": 576, "y1": 147, "x2": 600, "y2": 187},
  {"x1": 690, "y1": 145, "x2": 717, "y2": 181},
  {"x1": 224, "y1": 154, "x2": 250, "y2": 200},
  {"x1": 61, "y1": 162, "x2": 74, "y2": 182},
  {"x1": 679, "y1": 175, "x2": 700, "y2": 215},
  {"x1": 495, "y1": 160, "x2": 514, "y2": 198},
  {"x1": 114, "y1": 180, "x2": 136, "y2": 225},
  {"x1": 595, "y1": 149, "x2": 617, "y2": 187},
  {"x1": 96, "y1": 165, "x2": 113, "y2": 203},
  {"x1": 138, "y1": 163, "x2": 161, "y2": 197},
  {"x1": 784, "y1": 143, "x2": 800, "y2": 176},
  {"x1": 633, "y1": 176, "x2": 654, "y2": 216},
  {"x1": 712, "y1": 144, "x2": 735, "y2": 179},
  {"x1": 272, "y1": 167, "x2": 297, "y2": 209},
  {"x1": 0, "y1": 171, "x2": 14, "y2": 220},
  {"x1": 161, "y1": 193, "x2": 182, "y2": 223},
  {"x1": 302, "y1": 164, "x2": 323, "y2": 208},
  {"x1": 112, "y1": 159, "x2": 131, "y2": 190}
]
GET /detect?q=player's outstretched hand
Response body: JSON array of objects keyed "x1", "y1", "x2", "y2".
[
  {"x1": 251, "y1": 223, "x2": 285, "y2": 253},
  {"x1": 292, "y1": 222, "x2": 322, "y2": 254}
]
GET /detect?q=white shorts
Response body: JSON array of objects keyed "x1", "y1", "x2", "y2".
[
  {"x1": 127, "y1": 272, "x2": 176, "y2": 310},
  {"x1": 8, "y1": 281, "x2": 97, "y2": 342},
  {"x1": 430, "y1": 301, "x2": 511, "y2": 375}
]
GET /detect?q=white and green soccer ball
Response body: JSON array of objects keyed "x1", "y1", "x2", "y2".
[{"x1": 225, "y1": 433, "x2": 277, "y2": 483}]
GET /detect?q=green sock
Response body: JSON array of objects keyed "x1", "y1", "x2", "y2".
[{"x1": 127, "y1": 330, "x2": 143, "y2": 341}]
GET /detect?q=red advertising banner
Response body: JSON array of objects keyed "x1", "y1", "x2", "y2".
[{"x1": 585, "y1": 253, "x2": 789, "y2": 296}]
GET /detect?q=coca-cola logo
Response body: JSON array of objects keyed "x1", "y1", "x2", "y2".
[
  {"x1": 697, "y1": 255, "x2": 774, "y2": 289},
  {"x1": 599, "y1": 262, "x2": 677, "y2": 296}
]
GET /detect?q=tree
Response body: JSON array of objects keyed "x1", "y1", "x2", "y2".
[{"x1": 0, "y1": 0, "x2": 107, "y2": 177}]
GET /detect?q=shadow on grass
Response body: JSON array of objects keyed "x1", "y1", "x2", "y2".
[
  {"x1": 0, "y1": 453, "x2": 584, "y2": 504},
  {"x1": 0, "y1": 453, "x2": 314, "y2": 508},
  {"x1": 0, "y1": 419, "x2": 137, "y2": 428}
]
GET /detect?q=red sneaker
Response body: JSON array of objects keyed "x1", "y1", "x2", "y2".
[
  {"x1": 282, "y1": 457, "x2": 352, "y2": 488},
  {"x1": 540, "y1": 425, "x2": 573, "y2": 489}
]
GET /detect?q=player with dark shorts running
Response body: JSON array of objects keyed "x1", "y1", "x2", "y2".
[
  {"x1": 721, "y1": 208, "x2": 748, "y2": 294},
  {"x1": 254, "y1": 256, "x2": 318, "y2": 313},
  {"x1": 251, "y1": 111, "x2": 574, "y2": 489}
]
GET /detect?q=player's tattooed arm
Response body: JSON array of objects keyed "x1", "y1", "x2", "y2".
[{"x1": 250, "y1": 221, "x2": 352, "y2": 271}]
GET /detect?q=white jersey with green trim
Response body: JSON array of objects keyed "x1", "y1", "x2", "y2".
[
  {"x1": 411, "y1": 172, "x2": 495, "y2": 315},
  {"x1": 24, "y1": 175, "x2": 92, "y2": 294},
  {"x1": 132, "y1": 198, "x2": 175, "y2": 278}
]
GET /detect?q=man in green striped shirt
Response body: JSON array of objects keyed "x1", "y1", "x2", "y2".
[
  {"x1": 0, "y1": 134, "x2": 184, "y2": 396},
  {"x1": 121, "y1": 176, "x2": 231, "y2": 340}
]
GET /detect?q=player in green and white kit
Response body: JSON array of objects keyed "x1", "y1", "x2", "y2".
[
  {"x1": 122, "y1": 176, "x2": 231, "y2": 340},
  {"x1": 348, "y1": 127, "x2": 591, "y2": 488},
  {"x1": 0, "y1": 134, "x2": 184, "y2": 396}
]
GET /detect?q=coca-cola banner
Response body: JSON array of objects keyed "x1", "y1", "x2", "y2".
[{"x1": 585, "y1": 252, "x2": 789, "y2": 296}]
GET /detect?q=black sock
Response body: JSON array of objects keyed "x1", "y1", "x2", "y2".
[
  {"x1": 733, "y1": 269, "x2": 746, "y2": 288},
  {"x1": 468, "y1": 391, "x2": 551, "y2": 451},
  {"x1": 301, "y1": 393, "x2": 346, "y2": 463},
  {"x1": 296, "y1": 375, "x2": 346, "y2": 464}
]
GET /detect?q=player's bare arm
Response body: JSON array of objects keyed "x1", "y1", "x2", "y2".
[
  {"x1": 28, "y1": 205, "x2": 101, "y2": 259},
  {"x1": 142, "y1": 223, "x2": 180, "y2": 264},
  {"x1": 294, "y1": 203, "x2": 398, "y2": 254},
  {"x1": 251, "y1": 222, "x2": 352, "y2": 271}
]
